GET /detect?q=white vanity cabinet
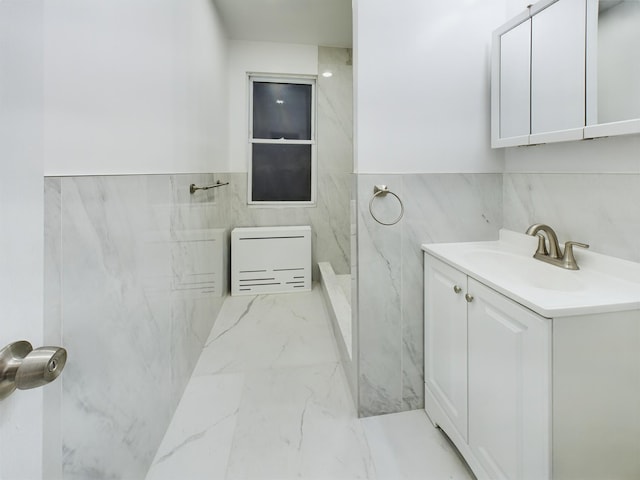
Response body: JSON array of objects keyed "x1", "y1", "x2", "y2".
[
  {"x1": 467, "y1": 277, "x2": 551, "y2": 480},
  {"x1": 424, "y1": 247, "x2": 640, "y2": 480},
  {"x1": 424, "y1": 257, "x2": 469, "y2": 442},
  {"x1": 424, "y1": 253, "x2": 551, "y2": 479}
]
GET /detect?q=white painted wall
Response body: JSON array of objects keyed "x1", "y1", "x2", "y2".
[
  {"x1": 226, "y1": 40, "x2": 318, "y2": 172},
  {"x1": 43, "y1": 0, "x2": 228, "y2": 176},
  {"x1": 507, "y1": 0, "x2": 530, "y2": 17},
  {"x1": 354, "y1": 0, "x2": 506, "y2": 173},
  {"x1": 0, "y1": 1, "x2": 45, "y2": 478}
]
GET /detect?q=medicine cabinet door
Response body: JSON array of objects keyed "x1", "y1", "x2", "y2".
[{"x1": 530, "y1": 0, "x2": 586, "y2": 144}]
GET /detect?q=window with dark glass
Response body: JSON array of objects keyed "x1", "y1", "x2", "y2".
[{"x1": 249, "y1": 77, "x2": 315, "y2": 204}]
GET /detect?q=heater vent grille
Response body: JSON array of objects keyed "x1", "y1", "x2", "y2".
[{"x1": 231, "y1": 226, "x2": 311, "y2": 295}]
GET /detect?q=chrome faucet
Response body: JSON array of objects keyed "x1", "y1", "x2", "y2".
[{"x1": 525, "y1": 224, "x2": 589, "y2": 270}]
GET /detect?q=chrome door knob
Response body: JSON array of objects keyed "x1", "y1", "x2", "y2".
[
  {"x1": 465, "y1": 293, "x2": 474, "y2": 303},
  {"x1": 453, "y1": 285, "x2": 462, "y2": 294},
  {"x1": 0, "y1": 341, "x2": 67, "y2": 400}
]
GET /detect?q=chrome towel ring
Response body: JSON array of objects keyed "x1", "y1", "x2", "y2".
[{"x1": 369, "y1": 185, "x2": 404, "y2": 226}]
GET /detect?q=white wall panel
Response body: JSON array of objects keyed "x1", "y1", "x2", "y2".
[
  {"x1": 0, "y1": 1, "x2": 45, "y2": 478},
  {"x1": 43, "y1": 0, "x2": 228, "y2": 175},
  {"x1": 354, "y1": 0, "x2": 506, "y2": 173},
  {"x1": 507, "y1": 0, "x2": 532, "y2": 17}
]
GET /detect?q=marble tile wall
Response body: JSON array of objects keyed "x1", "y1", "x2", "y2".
[
  {"x1": 44, "y1": 166, "x2": 352, "y2": 478},
  {"x1": 44, "y1": 178, "x2": 63, "y2": 480},
  {"x1": 348, "y1": 175, "x2": 359, "y2": 403},
  {"x1": 355, "y1": 171, "x2": 640, "y2": 418},
  {"x1": 503, "y1": 173, "x2": 640, "y2": 263},
  {"x1": 355, "y1": 173, "x2": 503, "y2": 416},
  {"x1": 318, "y1": 45, "x2": 356, "y2": 403},
  {"x1": 44, "y1": 174, "x2": 228, "y2": 479},
  {"x1": 316, "y1": 46, "x2": 353, "y2": 275}
]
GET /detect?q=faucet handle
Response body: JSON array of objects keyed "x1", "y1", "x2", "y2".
[
  {"x1": 534, "y1": 233, "x2": 548, "y2": 256},
  {"x1": 562, "y1": 241, "x2": 590, "y2": 270}
]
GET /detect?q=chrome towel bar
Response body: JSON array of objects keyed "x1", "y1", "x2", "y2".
[{"x1": 190, "y1": 180, "x2": 229, "y2": 194}]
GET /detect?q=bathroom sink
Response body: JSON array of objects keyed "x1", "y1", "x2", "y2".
[
  {"x1": 462, "y1": 249, "x2": 585, "y2": 293},
  {"x1": 422, "y1": 229, "x2": 640, "y2": 318}
]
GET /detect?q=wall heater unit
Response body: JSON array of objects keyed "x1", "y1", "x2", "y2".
[{"x1": 231, "y1": 226, "x2": 311, "y2": 295}]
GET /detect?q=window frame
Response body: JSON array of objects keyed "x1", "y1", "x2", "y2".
[{"x1": 247, "y1": 74, "x2": 317, "y2": 206}]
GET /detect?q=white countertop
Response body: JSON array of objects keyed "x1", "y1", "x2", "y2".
[{"x1": 422, "y1": 229, "x2": 640, "y2": 318}]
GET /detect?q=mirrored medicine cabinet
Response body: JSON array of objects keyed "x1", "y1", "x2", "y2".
[{"x1": 491, "y1": 0, "x2": 640, "y2": 148}]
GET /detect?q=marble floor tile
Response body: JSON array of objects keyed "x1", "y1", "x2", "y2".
[
  {"x1": 192, "y1": 290, "x2": 339, "y2": 376},
  {"x1": 361, "y1": 410, "x2": 475, "y2": 480},
  {"x1": 145, "y1": 373, "x2": 245, "y2": 480},
  {"x1": 147, "y1": 286, "x2": 473, "y2": 480},
  {"x1": 225, "y1": 363, "x2": 375, "y2": 480}
]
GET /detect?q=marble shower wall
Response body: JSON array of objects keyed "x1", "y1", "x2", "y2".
[
  {"x1": 44, "y1": 174, "x2": 228, "y2": 479},
  {"x1": 356, "y1": 173, "x2": 503, "y2": 417},
  {"x1": 503, "y1": 173, "x2": 640, "y2": 263},
  {"x1": 316, "y1": 46, "x2": 352, "y2": 275}
]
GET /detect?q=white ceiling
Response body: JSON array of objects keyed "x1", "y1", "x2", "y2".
[{"x1": 213, "y1": 0, "x2": 352, "y2": 48}]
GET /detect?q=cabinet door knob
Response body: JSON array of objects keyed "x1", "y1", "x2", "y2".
[
  {"x1": 453, "y1": 285, "x2": 462, "y2": 294},
  {"x1": 465, "y1": 293, "x2": 474, "y2": 303}
]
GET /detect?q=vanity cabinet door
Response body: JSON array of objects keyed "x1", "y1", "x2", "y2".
[
  {"x1": 467, "y1": 278, "x2": 551, "y2": 480},
  {"x1": 529, "y1": 0, "x2": 586, "y2": 144},
  {"x1": 424, "y1": 254, "x2": 468, "y2": 442}
]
